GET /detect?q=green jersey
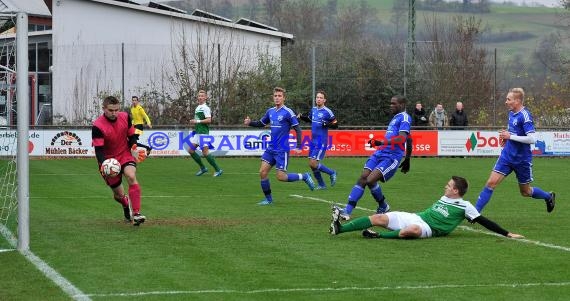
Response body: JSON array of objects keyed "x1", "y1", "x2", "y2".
[
  {"x1": 416, "y1": 196, "x2": 480, "y2": 237},
  {"x1": 194, "y1": 103, "x2": 211, "y2": 134}
]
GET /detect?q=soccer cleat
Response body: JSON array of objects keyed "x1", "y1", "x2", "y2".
[
  {"x1": 339, "y1": 209, "x2": 351, "y2": 221},
  {"x1": 257, "y1": 198, "x2": 272, "y2": 205},
  {"x1": 133, "y1": 213, "x2": 146, "y2": 226},
  {"x1": 330, "y1": 172, "x2": 337, "y2": 187},
  {"x1": 362, "y1": 229, "x2": 380, "y2": 239},
  {"x1": 315, "y1": 185, "x2": 327, "y2": 190},
  {"x1": 195, "y1": 168, "x2": 208, "y2": 176},
  {"x1": 303, "y1": 173, "x2": 316, "y2": 191},
  {"x1": 376, "y1": 202, "x2": 391, "y2": 214},
  {"x1": 546, "y1": 192, "x2": 556, "y2": 213},
  {"x1": 122, "y1": 206, "x2": 131, "y2": 222},
  {"x1": 213, "y1": 169, "x2": 224, "y2": 177},
  {"x1": 330, "y1": 205, "x2": 342, "y2": 235}
]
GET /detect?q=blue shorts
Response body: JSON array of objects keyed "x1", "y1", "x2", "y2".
[
  {"x1": 364, "y1": 154, "x2": 400, "y2": 182},
  {"x1": 261, "y1": 149, "x2": 289, "y2": 171},
  {"x1": 308, "y1": 143, "x2": 327, "y2": 161},
  {"x1": 493, "y1": 157, "x2": 533, "y2": 184}
]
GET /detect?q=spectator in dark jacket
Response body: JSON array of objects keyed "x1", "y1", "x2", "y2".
[
  {"x1": 450, "y1": 101, "x2": 468, "y2": 130},
  {"x1": 412, "y1": 102, "x2": 429, "y2": 128}
]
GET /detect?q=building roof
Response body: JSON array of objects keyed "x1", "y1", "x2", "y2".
[
  {"x1": 0, "y1": 0, "x2": 51, "y2": 17},
  {"x1": 85, "y1": 0, "x2": 293, "y2": 40}
]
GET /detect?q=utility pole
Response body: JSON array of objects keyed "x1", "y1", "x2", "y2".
[{"x1": 404, "y1": 0, "x2": 416, "y2": 97}]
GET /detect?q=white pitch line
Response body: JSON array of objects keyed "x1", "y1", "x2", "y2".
[
  {"x1": 458, "y1": 226, "x2": 570, "y2": 252},
  {"x1": 290, "y1": 194, "x2": 570, "y2": 253},
  {"x1": 0, "y1": 224, "x2": 91, "y2": 301},
  {"x1": 0, "y1": 248, "x2": 15, "y2": 253},
  {"x1": 85, "y1": 282, "x2": 570, "y2": 298}
]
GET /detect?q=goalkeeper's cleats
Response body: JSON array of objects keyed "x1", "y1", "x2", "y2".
[
  {"x1": 195, "y1": 168, "x2": 208, "y2": 176},
  {"x1": 133, "y1": 213, "x2": 146, "y2": 226},
  {"x1": 546, "y1": 192, "x2": 556, "y2": 213},
  {"x1": 257, "y1": 198, "x2": 272, "y2": 205},
  {"x1": 330, "y1": 172, "x2": 337, "y2": 187},
  {"x1": 329, "y1": 205, "x2": 342, "y2": 235},
  {"x1": 362, "y1": 229, "x2": 380, "y2": 239},
  {"x1": 303, "y1": 173, "x2": 316, "y2": 191},
  {"x1": 213, "y1": 169, "x2": 224, "y2": 177},
  {"x1": 376, "y1": 202, "x2": 391, "y2": 214}
]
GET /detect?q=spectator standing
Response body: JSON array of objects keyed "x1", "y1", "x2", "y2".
[
  {"x1": 412, "y1": 102, "x2": 429, "y2": 128},
  {"x1": 450, "y1": 101, "x2": 468, "y2": 130},
  {"x1": 429, "y1": 103, "x2": 449, "y2": 130}
]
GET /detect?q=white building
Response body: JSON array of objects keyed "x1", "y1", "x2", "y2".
[{"x1": 0, "y1": 0, "x2": 293, "y2": 124}]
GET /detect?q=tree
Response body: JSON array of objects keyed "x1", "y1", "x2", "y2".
[{"x1": 416, "y1": 15, "x2": 494, "y2": 125}]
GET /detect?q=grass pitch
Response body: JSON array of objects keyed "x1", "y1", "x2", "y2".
[{"x1": 1, "y1": 156, "x2": 569, "y2": 300}]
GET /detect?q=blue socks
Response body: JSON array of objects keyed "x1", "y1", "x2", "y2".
[
  {"x1": 317, "y1": 163, "x2": 335, "y2": 175},
  {"x1": 261, "y1": 179, "x2": 272, "y2": 202},
  {"x1": 345, "y1": 185, "x2": 365, "y2": 214},
  {"x1": 531, "y1": 187, "x2": 550, "y2": 200},
  {"x1": 370, "y1": 183, "x2": 385, "y2": 203},
  {"x1": 475, "y1": 186, "x2": 494, "y2": 212},
  {"x1": 286, "y1": 173, "x2": 303, "y2": 182},
  {"x1": 313, "y1": 170, "x2": 325, "y2": 187}
]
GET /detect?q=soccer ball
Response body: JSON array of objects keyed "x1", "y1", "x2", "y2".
[{"x1": 101, "y1": 158, "x2": 121, "y2": 177}]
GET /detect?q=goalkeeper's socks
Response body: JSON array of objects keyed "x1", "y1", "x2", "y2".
[
  {"x1": 531, "y1": 186, "x2": 551, "y2": 200},
  {"x1": 261, "y1": 179, "x2": 272, "y2": 202},
  {"x1": 286, "y1": 173, "x2": 302, "y2": 182},
  {"x1": 340, "y1": 216, "x2": 373, "y2": 233},
  {"x1": 312, "y1": 170, "x2": 326, "y2": 187},
  {"x1": 129, "y1": 184, "x2": 141, "y2": 214},
  {"x1": 317, "y1": 163, "x2": 334, "y2": 175},
  {"x1": 114, "y1": 195, "x2": 129, "y2": 207},
  {"x1": 190, "y1": 152, "x2": 205, "y2": 169},
  {"x1": 205, "y1": 154, "x2": 220, "y2": 171},
  {"x1": 475, "y1": 186, "x2": 494, "y2": 212}
]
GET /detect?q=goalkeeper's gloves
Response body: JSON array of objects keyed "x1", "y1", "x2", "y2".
[
  {"x1": 131, "y1": 144, "x2": 147, "y2": 163},
  {"x1": 399, "y1": 157, "x2": 410, "y2": 174},
  {"x1": 368, "y1": 139, "x2": 383, "y2": 148}
]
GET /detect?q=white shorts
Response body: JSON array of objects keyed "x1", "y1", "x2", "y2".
[
  {"x1": 385, "y1": 212, "x2": 433, "y2": 238},
  {"x1": 189, "y1": 134, "x2": 210, "y2": 149}
]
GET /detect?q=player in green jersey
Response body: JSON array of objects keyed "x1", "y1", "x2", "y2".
[
  {"x1": 187, "y1": 90, "x2": 223, "y2": 177},
  {"x1": 330, "y1": 176, "x2": 524, "y2": 239}
]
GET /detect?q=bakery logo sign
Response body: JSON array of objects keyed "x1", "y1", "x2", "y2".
[{"x1": 46, "y1": 131, "x2": 89, "y2": 155}]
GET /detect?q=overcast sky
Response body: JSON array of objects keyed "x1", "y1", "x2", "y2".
[
  {"x1": 490, "y1": 0, "x2": 562, "y2": 6},
  {"x1": 138, "y1": 0, "x2": 564, "y2": 8}
]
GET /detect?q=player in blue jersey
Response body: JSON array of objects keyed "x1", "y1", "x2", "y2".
[
  {"x1": 297, "y1": 90, "x2": 338, "y2": 189},
  {"x1": 244, "y1": 87, "x2": 316, "y2": 205},
  {"x1": 475, "y1": 88, "x2": 555, "y2": 213},
  {"x1": 330, "y1": 176, "x2": 524, "y2": 240},
  {"x1": 339, "y1": 95, "x2": 413, "y2": 220}
]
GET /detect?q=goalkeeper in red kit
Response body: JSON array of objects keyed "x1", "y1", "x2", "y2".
[{"x1": 92, "y1": 96, "x2": 148, "y2": 226}]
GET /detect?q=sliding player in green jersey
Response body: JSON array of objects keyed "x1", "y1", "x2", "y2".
[{"x1": 330, "y1": 176, "x2": 524, "y2": 240}]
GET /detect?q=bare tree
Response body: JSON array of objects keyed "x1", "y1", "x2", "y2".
[{"x1": 417, "y1": 15, "x2": 493, "y2": 125}]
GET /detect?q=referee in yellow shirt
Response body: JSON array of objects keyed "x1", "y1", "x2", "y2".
[
  {"x1": 130, "y1": 96, "x2": 152, "y2": 133},
  {"x1": 130, "y1": 95, "x2": 152, "y2": 153}
]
